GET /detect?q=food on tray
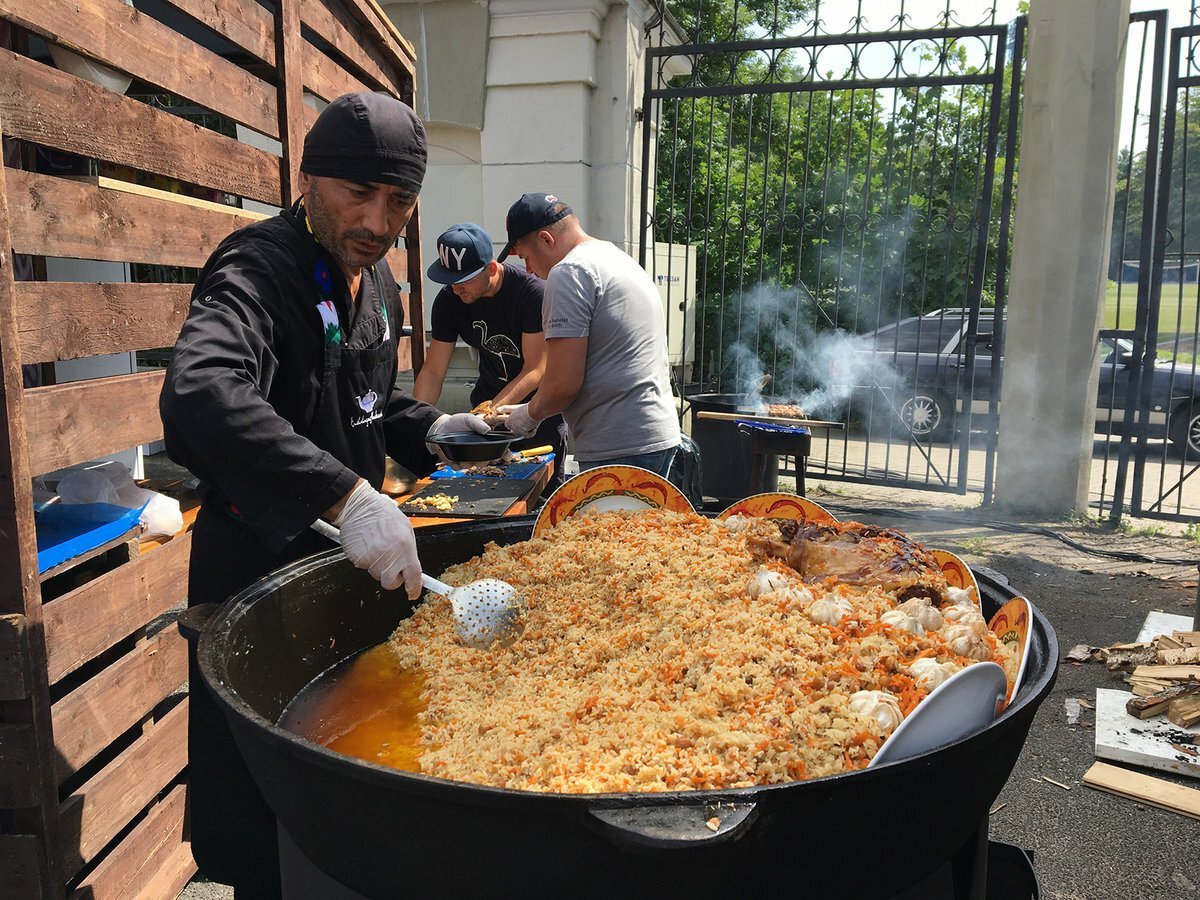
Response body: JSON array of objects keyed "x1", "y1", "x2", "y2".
[
  {"x1": 470, "y1": 400, "x2": 494, "y2": 415},
  {"x1": 462, "y1": 464, "x2": 505, "y2": 477},
  {"x1": 404, "y1": 493, "x2": 458, "y2": 512},
  {"x1": 765, "y1": 402, "x2": 806, "y2": 419},
  {"x1": 387, "y1": 509, "x2": 1015, "y2": 793}
]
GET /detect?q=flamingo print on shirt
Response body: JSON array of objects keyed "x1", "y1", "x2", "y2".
[{"x1": 474, "y1": 321, "x2": 521, "y2": 381}]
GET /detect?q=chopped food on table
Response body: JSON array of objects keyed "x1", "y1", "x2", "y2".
[{"x1": 405, "y1": 493, "x2": 459, "y2": 512}]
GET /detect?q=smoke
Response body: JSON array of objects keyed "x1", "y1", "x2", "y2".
[{"x1": 723, "y1": 283, "x2": 903, "y2": 418}]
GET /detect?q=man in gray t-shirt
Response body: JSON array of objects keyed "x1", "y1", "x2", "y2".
[{"x1": 492, "y1": 192, "x2": 680, "y2": 477}]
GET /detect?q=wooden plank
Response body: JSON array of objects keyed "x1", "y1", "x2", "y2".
[
  {"x1": 0, "y1": 109, "x2": 65, "y2": 893},
  {"x1": 84, "y1": 175, "x2": 273, "y2": 220},
  {"x1": 1083, "y1": 761, "x2": 1200, "y2": 820},
  {"x1": 338, "y1": 0, "x2": 416, "y2": 80},
  {"x1": 70, "y1": 783, "x2": 190, "y2": 900},
  {"x1": 24, "y1": 371, "x2": 165, "y2": 478},
  {"x1": 303, "y1": 43, "x2": 372, "y2": 103},
  {"x1": 0, "y1": 613, "x2": 30, "y2": 701},
  {"x1": 0, "y1": 835, "x2": 43, "y2": 898},
  {"x1": 162, "y1": 0, "x2": 274, "y2": 64},
  {"x1": 6, "y1": 170, "x2": 261, "y2": 269},
  {"x1": 44, "y1": 533, "x2": 191, "y2": 684},
  {"x1": 0, "y1": 49, "x2": 282, "y2": 206},
  {"x1": 299, "y1": 0, "x2": 401, "y2": 93},
  {"x1": 384, "y1": 246, "x2": 409, "y2": 283},
  {"x1": 51, "y1": 626, "x2": 188, "y2": 781},
  {"x1": 1131, "y1": 664, "x2": 1200, "y2": 682},
  {"x1": 0, "y1": 0, "x2": 279, "y2": 139},
  {"x1": 1094, "y1": 688, "x2": 1200, "y2": 780},
  {"x1": 0, "y1": 724, "x2": 38, "y2": 807},
  {"x1": 17, "y1": 283, "x2": 192, "y2": 365},
  {"x1": 60, "y1": 699, "x2": 188, "y2": 876},
  {"x1": 276, "y1": 0, "x2": 306, "y2": 205},
  {"x1": 130, "y1": 837, "x2": 197, "y2": 900}
]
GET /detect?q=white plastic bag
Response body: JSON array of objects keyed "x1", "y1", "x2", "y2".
[{"x1": 55, "y1": 462, "x2": 183, "y2": 538}]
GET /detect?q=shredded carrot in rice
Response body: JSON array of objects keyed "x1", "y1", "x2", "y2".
[{"x1": 389, "y1": 509, "x2": 1016, "y2": 793}]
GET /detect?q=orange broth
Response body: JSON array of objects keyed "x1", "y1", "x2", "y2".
[{"x1": 279, "y1": 643, "x2": 427, "y2": 773}]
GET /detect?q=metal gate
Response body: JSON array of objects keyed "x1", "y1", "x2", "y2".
[
  {"x1": 641, "y1": 2, "x2": 1021, "y2": 497},
  {"x1": 1109, "y1": 18, "x2": 1200, "y2": 523}
]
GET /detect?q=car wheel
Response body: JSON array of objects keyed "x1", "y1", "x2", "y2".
[
  {"x1": 1169, "y1": 401, "x2": 1200, "y2": 460},
  {"x1": 895, "y1": 391, "x2": 952, "y2": 441}
]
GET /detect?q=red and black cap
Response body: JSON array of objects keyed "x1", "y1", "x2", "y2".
[{"x1": 497, "y1": 193, "x2": 573, "y2": 261}]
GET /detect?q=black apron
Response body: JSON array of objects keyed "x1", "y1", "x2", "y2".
[{"x1": 186, "y1": 265, "x2": 397, "y2": 893}]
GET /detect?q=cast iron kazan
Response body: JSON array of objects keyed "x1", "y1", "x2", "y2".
[{"x1": 187, "y1": 517, "x2": 1057, "y2": 898}]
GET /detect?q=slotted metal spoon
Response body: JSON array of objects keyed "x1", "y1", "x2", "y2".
[{"x1": 310, "y1": 520, "x2": 525, "y2": 649}]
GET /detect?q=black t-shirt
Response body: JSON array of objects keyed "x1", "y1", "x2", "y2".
[{"x1": 430, "y1": 264, "x2": 544, "y2": 404}]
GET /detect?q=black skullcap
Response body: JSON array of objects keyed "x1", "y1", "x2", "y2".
[{"x1": 300, "y1": 92, "x2": 427, "y2": 193}]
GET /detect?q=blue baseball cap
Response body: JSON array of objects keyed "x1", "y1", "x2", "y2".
[
  {"x1": 427, "y1": 223, "x2": 493, "y2": 284},
  {"x1": 497, "y1": 192, "x2": 573, "y2": 261}
]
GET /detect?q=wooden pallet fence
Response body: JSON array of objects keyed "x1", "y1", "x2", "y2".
[{"x1": 0, "y1": 0, "x2": 424, "y2": 895}]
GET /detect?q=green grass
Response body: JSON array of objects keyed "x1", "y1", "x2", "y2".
[
  {"x1": 1103, "y1": 281, "x2": 1199, "y2": 363},
  {"x1": 959, "y1": 536, "x2": 989, "y2": 554}
]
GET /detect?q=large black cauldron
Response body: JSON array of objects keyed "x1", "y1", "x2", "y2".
[{"x1": 193, "y1": 517, "x2": 1056, "y2": 899}]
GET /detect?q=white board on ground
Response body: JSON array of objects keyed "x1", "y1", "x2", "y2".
[
  {"x1": 1137, "y1": 611, "x2": 1195, "y2": 643},
  {"x1": 1095, "y1": 688, "x2": 1200, "y2": 780}
]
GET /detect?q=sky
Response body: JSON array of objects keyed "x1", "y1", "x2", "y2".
[{"x1": 804, "y1": 0, "x2": 1198, "y2": 152}]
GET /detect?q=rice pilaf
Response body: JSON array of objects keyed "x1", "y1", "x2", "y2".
[{"x1": 389, "y1": 508, "x2": 1015, "y2": 793}]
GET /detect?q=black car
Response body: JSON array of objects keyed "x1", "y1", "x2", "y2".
[{"x1": 851, "y1": 309, "x2": 1200, "y2": 457}]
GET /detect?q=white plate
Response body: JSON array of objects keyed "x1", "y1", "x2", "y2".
[{"x1": 869, "y1": 661, "x2": 1008, "y2": 767}]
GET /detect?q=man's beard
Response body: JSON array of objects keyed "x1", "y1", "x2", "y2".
[{"x1": 305, "y1": 186, "x2": 392, "y2": 271}]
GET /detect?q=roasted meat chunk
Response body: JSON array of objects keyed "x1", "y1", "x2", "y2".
[{"x1": 746, "y1": 520, "x2": 944, "y2": 599}]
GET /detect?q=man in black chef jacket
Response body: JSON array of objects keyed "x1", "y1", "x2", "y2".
[{"x1": 160, "y1": 92, "x2": 487, "y2": 897}]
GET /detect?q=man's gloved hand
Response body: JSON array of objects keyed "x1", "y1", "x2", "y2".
[
  {"x1": 426, "y1": 412, "x2": 491, "y2": 467},
  {"x1": 496, "y1": 403, "x2": 542, "y2": 438},
  {"x1": 333, "y1": 480, "x2": 422, "y2": 599}
]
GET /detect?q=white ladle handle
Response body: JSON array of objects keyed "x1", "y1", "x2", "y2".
[{"x1": 311, "y1": 519, "x2": 453, "y2": 596}]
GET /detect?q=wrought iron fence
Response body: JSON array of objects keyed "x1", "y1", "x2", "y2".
[{"x1": 643, "y1": 1, "x2": 1019, "y2": 499}]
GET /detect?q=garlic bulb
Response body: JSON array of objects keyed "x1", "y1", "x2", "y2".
[
  {"x1": 897, "y1": 598, "x2": 944, "y2": 631},
  {"x1": 942, "y1": 621, "x2": 991, "y2": 660},
  {"x1": 945, "y1": 586, "x2": 976, "y2": 607},
  {"x1": 806, "y1": 595, "x2": 853, "y2": 626},
  {"x1": 723, "y1": 514, "x2": 754, "y2": 533},
  {"x1": 942, "y1": 603, "x2": 985, "y2": 627},
  {"x1": 908, "y1": 657, "x2": 958, "y2": 691},
  {"x1": 879, "y1": 609, "x2": 924, "y2": 634},
  {"x1": 747, "y1": 566, "x2": 791, "y2": 598},
  {"x1": 776, "y1": 585, "x2": 815, "y2": 613},
  {"x1": 848, "y1": 690, "x2": 904, "y2": 732}
]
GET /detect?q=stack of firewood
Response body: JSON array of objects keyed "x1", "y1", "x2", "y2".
[{"x1": 1102, "y1": 632, "x2": 1200, "y2": 727}]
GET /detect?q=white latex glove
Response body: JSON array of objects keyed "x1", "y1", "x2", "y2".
[
  {"x1": 496, "y1": 403, "x2": 541, "y2": 438},
  {"x1": 332, "y1": 480, "x2": 422, "y2": 599}
]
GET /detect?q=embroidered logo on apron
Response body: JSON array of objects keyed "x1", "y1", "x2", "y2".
[{"x1": 351, "y1": 389, "x2": 382, "y2": 428}]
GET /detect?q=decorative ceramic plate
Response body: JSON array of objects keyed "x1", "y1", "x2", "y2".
[
  {"x1": 988, "y1": 596, "x2": 1033, "y2": 706},
  {"x1": 533, "y1": 466, "x2": 694, "y2": 537},
  {"x1": 929, "y1": 549, "x2": 981, "y2": 608},
  {"x1": 715, "y1": 493, "x2": 838, "y2": 524}
]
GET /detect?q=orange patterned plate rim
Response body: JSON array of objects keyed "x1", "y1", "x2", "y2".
[
  {"x1": 929, "y1": 549, "x2": 981, "y2": 609},
  {"x1": 988, "y1": 596, "x2": 1032, "y2": 707},
  {"x1": 532, "y1": 465, "x2": 694, "y2": 537},
  {"x1": 716, "y1": 492, "x2": 838, "y2": 524}
]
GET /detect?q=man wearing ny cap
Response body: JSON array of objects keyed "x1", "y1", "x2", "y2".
[
  {"x1": 160, "y1": 93, "x2": 488, "y2": 897},
  {"x1": 414, "y1": 223, "x2": 568, "y2": 489},
  {"x1": 495, "y1": 193, "x2": 681, "y2": 477}
]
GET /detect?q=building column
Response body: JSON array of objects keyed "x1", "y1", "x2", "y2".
[{"x1": 995, "y1": 0, "x2": 1132, "y2": 515}]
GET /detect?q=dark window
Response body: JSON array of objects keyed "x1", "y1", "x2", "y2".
[{"x1": 873, "y1": 318, "x2": 964, "y2": 353}]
